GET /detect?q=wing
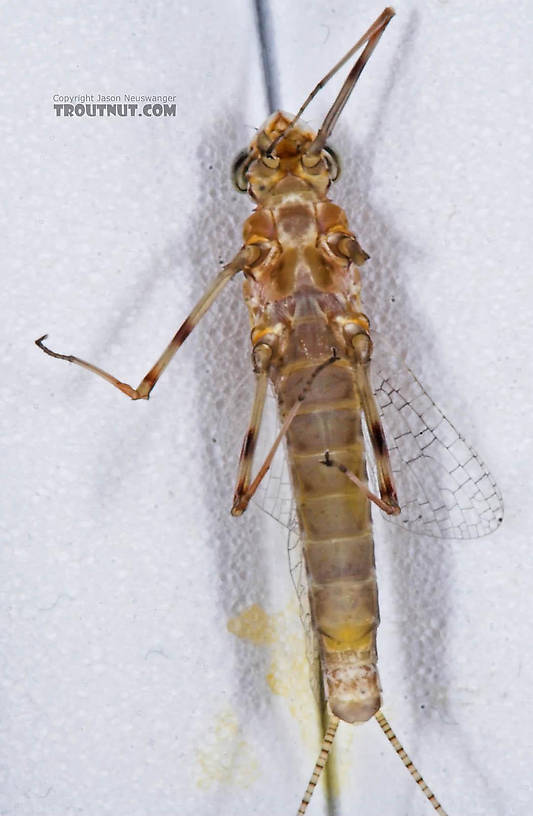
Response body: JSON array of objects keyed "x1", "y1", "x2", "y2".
[
  {"x1": 244, "y1": 386, "x2": 322, "y2": 701},
  {"x1": 215, "y1": 377, "x2": 320, "y2": 699},
  {"x1": 287, "y1": 525, "x2": 322, "y2": 705},
  {"x1": 368, "y1": 335, "x2": 504, "y2": 539},
  {"x1": 216, "y1": 349, "x2": 503, "y2": 701},
  {"x1": 220, "y1": 351, "x2": 502, "y2": 541},
  {"x1": 253, "y1": 407, "x2": 299, "y2": 533}
]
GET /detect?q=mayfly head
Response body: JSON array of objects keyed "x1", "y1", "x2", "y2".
[
  {"x1": 231, "y1": 112, "x2": 340, "y2": 202},
  {"x1": 232, "y1": 7, "x2": 394, "y2": 198}
]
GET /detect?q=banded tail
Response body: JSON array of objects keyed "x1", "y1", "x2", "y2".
[
  {"x1": 297, "y1": 714, "x2": 339, "y2": 816},
  {"x1": 296, "y1": 710, "x2": 449, "y2": 815}
]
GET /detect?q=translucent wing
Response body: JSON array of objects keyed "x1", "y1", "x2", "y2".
[
  {"x1": 214, "y1": 373, "x2": 296, "y2": 530},
  {"x1": 217, "y1": 346, "x2": 503, "y2": 699},
  {"x1": 252, "y1": 391, "x2": 298, "y2": 532},
  {"x1": 247, "y1": 386, "x2": 322, "y2": 700},
  {"x1": 368, "y1": 335, "x2": 504, "y2": 539},
  {"x1": 223, "y1": 348, "x2": 503, "y2": 541},
  {"x1": 287, "y1": 525, "x2": 322, "y2": 704},
  {"x1": 216, "y1": 378, "x2": 320, "y2": 699}
]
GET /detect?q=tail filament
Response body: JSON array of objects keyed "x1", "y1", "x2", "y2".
[
  {"x1": 297, "y1": 714, "x2": 340, "y2": 815},
  {"x1": 375, "y1": 710, "x2": 449, "y2": 815}
]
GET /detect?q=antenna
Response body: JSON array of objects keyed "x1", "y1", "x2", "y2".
[{"x1": 266, "y1": 7, "x2": 395, "y2": 156}]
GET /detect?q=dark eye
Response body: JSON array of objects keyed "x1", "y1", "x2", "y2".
[
  {"x1": 231, "y1": 149, "x2": 252, "y2": 192},
  {"x1": 324, "y1": 144, "x2": 341, "y2": 182}
]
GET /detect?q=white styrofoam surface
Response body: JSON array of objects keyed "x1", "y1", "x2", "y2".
[{"x1": 2, "y1": 1, "x2": 532, "y2": 814}]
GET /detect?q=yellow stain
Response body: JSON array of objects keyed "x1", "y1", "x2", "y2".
[
  {"x1": 195, "y1": 705, "x2": 259, "y2": 791},
  {"x1": 226, "y1": 602, "x2": 359, "y2": 798},
  {"x1": 227, "y1": 602, "x2": 275, "y2": 646},
  {"x1": 227, "y1": 601, "x2": 319, "y2": 747}
]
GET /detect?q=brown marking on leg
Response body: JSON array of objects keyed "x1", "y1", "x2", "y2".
[
  {"x1": 352, "y1": 358, "x2": 400, "y2": 511},
  {"x1": 232, "y1": 428, "x2": 259, "y2": 507},
  {"x1": 233, "y1": 352, "x2": 338, "y2": 515},
  {"x1": 135, "y1": 317, "x2": 196, "y2": 398},
  {"x1": 36, "y1": 247, "x2": 251, "y2": 400},
  {"x1": 231, "y1": 364, "x2": 270, "y2": 516},
  {"x1": 242, "y1": 429, "x2": 257, "y2": 459},
  {"x1": 369, "y1": 419, "x2": 386, "y2": 456}
]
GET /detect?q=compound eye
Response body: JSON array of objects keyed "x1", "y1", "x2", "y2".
[
  {"x1": 231, "y1": 148, "x2": 252, "y2": 192},
  {"x1": 323, "y1": 144, "x2": 341, "y2": 182}
]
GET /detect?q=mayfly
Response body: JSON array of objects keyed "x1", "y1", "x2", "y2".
[{"x1": 36, "y1": 7, "x2": 503, "y2": 814}]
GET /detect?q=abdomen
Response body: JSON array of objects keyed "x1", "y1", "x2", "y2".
[{"x1": 273, "y1": 308, "x2": 381, "y2": 723}]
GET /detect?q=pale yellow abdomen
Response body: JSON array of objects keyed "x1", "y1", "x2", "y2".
[{"x1": 273, "y1": 305, "x2": 381, "y2": 723}]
